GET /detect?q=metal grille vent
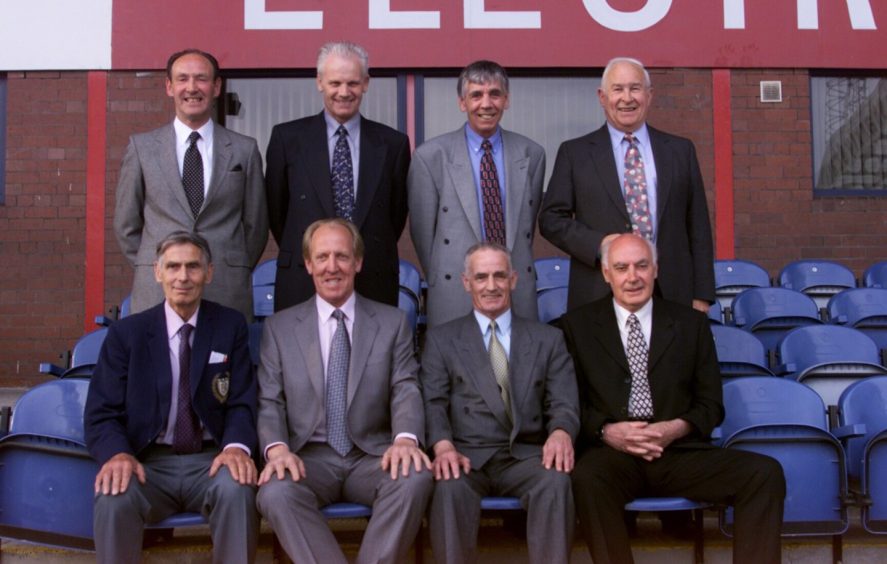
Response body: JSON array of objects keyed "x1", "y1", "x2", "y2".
[{"x1": 760, "y1": 81, "x2": 783, "y2": 103}]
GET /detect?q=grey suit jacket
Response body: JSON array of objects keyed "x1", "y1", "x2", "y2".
[
  {"x1": 420, "y1": 313, "x2": 579, "y2": 469},
  {"x1": 408, "y1": 127, "x2": 545, "y2": 327},
  {"x1": 114, "y1": 122, "x2": 269, "y2": 319},
  {"x1": 257, "y1": 294, "x2": 423, "y2": 457}
]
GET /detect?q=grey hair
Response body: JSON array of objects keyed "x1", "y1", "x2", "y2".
[
  {"x1": 317, "y1": 41, "x2": 369, "y2": 78},
  {"x1": 601, "y1": 57, "x2": 651, "y2": 90},
  {"x1": 457, "y1": 60, "x2": 509, "y2": 99},
  {"x1": 462, "y1": 241, "x2": 513, "y2": 275},
  {"x1": 302, "y1": 218, "x2": 365, "y2": 262},
  {"x1": 155, "y1": 231, "x2": 212, "y2": 266},
  {"x1": 600, "y1": 233, "x2": 658, "y2": 268}
]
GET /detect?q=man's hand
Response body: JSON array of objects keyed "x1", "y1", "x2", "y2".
[
  {"x1": 431, "y1": 440, "x2": 471, "y2": 481},
  {"x1": 257, "y1": 444, "x2": 307, "y2": 485},
  {"x1": 644, "y1": 419, "x2": 691, "y2": 451},
  {"x1": 692, "y1": 299, "x2": 711, "y2": 314},
  {"x1": 209, "y1": 447, "x2": 257, "y2": 485},
  {"x1": 95, "y1": 452, "x2": 145, "y2": 496},
  {"x1": 602, "y1": 419, "x2": 691, "y2": 461},
  {"x1": 381, "y1": 436, "x2": 432, "y2": 480},
  {"x1": 542, "y1": 429, "x2": 575, "y2": 473}
]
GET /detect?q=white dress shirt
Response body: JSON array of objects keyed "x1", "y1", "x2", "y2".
[{"x1": 173, "y1": 117, "x2": 214, "y2": 196}]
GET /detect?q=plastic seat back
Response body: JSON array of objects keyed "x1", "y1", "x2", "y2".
[
  {"x1": 779, "y1": 260, "x2": 856, "y2": 308},
  {"x1": 538, "y1": 286, "x2": 568, "y2": 324},
  {"x1": 708, "y1": 300, "x2": 724, "y2": 324},
  {"x1": 9, "y1": 379, "x2": 90, "y2": 443},
  {"x1": 534, "y1": 257, "x2": 570, "y2": 293},
  {"x1": 731, "y1": 288, "x2": 822, "y2": 351},
  {"x1": 710, "y1": 325, "x2": 773, "y2": 377},
  {"x1": 714, "y1": 259, "x2": 770, "y2": 309},
  {"x1": 838, "y1": 376, "x2": 887, "y2": 481},
  {"x1": 252, "y1": 259, "x2": 277, "y2": 318},
  {"x1": 863, "y1": 261, "x2": 887, "y2": 289},
  {"x1": 722, "y1": 377, "x2": 828, "y2": 440},
  {"x1": 828, "y1": 288, "x2": 887, "y2": 349},
  {"x1": 251, "y1": 258, "x2": 277, "y2": 287},
  {"x1": 398, "y1": 259, "x2": 422, "y2": 301}
]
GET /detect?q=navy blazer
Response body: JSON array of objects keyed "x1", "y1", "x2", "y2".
[
  {"x1": 85, "y1": 300, "x2": 257, "y2": 465},
  {"x1": 265, "y1": 112, "x2": 410, "y2": 310}
]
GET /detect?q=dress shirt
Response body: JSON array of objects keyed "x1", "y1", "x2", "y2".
[
  {"x1": 607, "y1": 122, "x2": 658, "y2": 239},
  {"x1": 159, "y1": 300, "x2": 249, "y2": 455},
  {"x1": 173, "y1": 118, "x2": 214, "y2": 196},
  {"x1": 612, "y1": 298, "x2": 654, "y2": 354},
  {"x1": 473, "y1": 308, "x2": 512, "y2": 357},
  {"x1": 324, "y1": 111, "x2": 361, "y2": 196},
  {"x1": 465, "y1": 124, "x2": 507, "y2": 240}
]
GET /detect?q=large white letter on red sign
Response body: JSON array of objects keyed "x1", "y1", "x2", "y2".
[
  {"x1": 464, "y1": 0, "x2": 541, "y2": 29},
  {"x1": 581, "y1": 0, "x2": 671, "y2": 32},
  {"x1": 369, "y1": 0, "x2": 440, "y2": 29},
  {"x1": 725, "y1": 0, "x2": 875, "y2": 30},
  {"x1": 244, "y1": 0, "x2": 322, "y2": 30}
]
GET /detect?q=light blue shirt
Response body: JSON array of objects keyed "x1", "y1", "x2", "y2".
[
  {"x1": 474, "y1": 308, "x2": 512, "y2": 358},
  {"x1": 465, "y1": 124, "x2": 507, "y2": 240},
  {"x1": 324, "y1": 111, "x2": 361, "y2": 196},
  {"x1": 607, "y1": 123, "x2": 658, "y2": 239}
]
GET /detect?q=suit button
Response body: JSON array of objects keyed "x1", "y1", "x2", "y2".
[
  {"x1": 444, "y1": 239, "x2": 450, "y2": 245},
  {"x1": 464, "y1": 407, "x2": 470, "y2": 414},
  {"x1": 533, "y1": 415, "x2": 540, "y2": 422},
  {"x1": 456, "y1": 376, "x2": 463, "y2": 383},
  {"x1": 445, "y1": 274, "x2": 452, "y2": 280},
  {"x1": 442, "y1": 207, "x2": 449, "y2": 212},
  {"x1": 624, "y1": 378, "x2": 631, "y2": 384},
  {"x1": 527, "y1": 266, "x2": 532, "y2": 272},
  {"x1": 620, "y1": 407, "x2": 628, "y2": 416},
  {"x1": 535, "y1": 381, "x2": 542, "y2": 388},
  {"x1": 299, "y1": 194, "x2": 307, "y2": 200},
  {"x1": 526, "y1": 232, "x2": 531, "y2": 239},
  {"x1": 529, "y1": 200, "x2": 534, "y2": 205}
]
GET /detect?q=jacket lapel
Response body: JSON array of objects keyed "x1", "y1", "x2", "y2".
[
  {"x1": 502, "y1": 130, "x2": 529, "y2": 251},
  {"x1": 648, "y1": 298, "x2": 676, "y2": 377},
  {"x1": 590, "y1": 301, "x2": 631, "y2": 375},
  {"x1": 456, "y1": 315, "x2": 512, "y2": 430},
  {"x1": 149, "y1": 304, "x2": 174, "y2": 419},
  {"x1": 306, "y1": 113, "x2": 336, "y2": 217},
  {"x1": 156, "y1": 125, "x2": 194, "y2": 218},
  {"x1": 202, "y1": 125, "x2": 233, "y2": 217},
  {"x1": 589, "y1": 126, "x2": 631, "y2": 224},
  {"x1": 447, "y1": 132, "x2": 483, "y2": 242},
  {"x1": 190, "y1": 302, "x2": 214, "y2": 395},
  {"x1": 293, "y1": 302, "x2": 325, "y2": 402},
  {"x1": 352, "y1": 118, "x2": 385, "y2": 228},
  {"x1": 648, "y1": 127, "x2": 672, "y2": 226},
  {"x1": 347, "y1": 296, "x2": 378, "y2": 407},
  {"x1": 507, "y1": 317, "x2": 536, "y2": 433}
]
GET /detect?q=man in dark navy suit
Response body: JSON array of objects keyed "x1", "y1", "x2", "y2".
[{"x1": 85, "y1": 231, "x2": 258, "y2": 564}]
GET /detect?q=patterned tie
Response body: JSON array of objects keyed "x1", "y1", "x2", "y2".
[
  {"x1": 331, "y1": 125, "x2": 355, "y2": 221},
  {"x1": 623, "y1": 134, "x2": 653, "y2": 240},
  {"x1": 488, "y1": 320, "x2": 512, "y2": 423},
  {"x1": 173, "y1": 324, "x2": 203, "y2": 454},
  {"x1": 182, "y1": 131, "x2": 204, "y2": 218},
  {"x1": 480, "y1": 139, "x2": 506, "y2": 246},
  {"x1": 626, "y1": 314, "x2": 654, "y2": 419},
  {"x1": 326, "y1": 310, "x2": 353, "y2": 456}
]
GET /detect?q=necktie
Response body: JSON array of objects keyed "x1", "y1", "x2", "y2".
[
  {"x1": 623, "y1": 134, "x2": 653, "y2": 240},
  {"x1": 488, "y1": 320, "x2": 512, "y2": 423},
  {"x1": 331, "y1": 125, "x2": 355, "y2": 221},
  {"x1": 480, "y1": 139, "x2": 506, "y2": 246},
  {"x1": 183, "y1": 131, "x2": 204, "y2": 218},
  {"x1": 173, "y1": 324, "x2": 203, "y2": 454},
  {"x1": 326, "y1": 309, "x2": 353, "y2": 456},
  {"x1": 626, "y1": 314, "x2": 654, "y2": 419}
]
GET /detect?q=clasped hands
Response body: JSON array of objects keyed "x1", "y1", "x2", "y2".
[{"x1": 601, "y1": 419, "x2": 690, "y2": 461}]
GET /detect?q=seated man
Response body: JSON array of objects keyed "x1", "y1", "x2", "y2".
[
  {"x1": 421, "y1": 242, "x2": 579, "y2": 564},
  {"x1": 256, "y1": 218, "x2": 433, "y2": 564},
  {"x1": 561, "y1": 233, "x2": 785, "y2": 564},
  {"x1": 85, "y1": 231, "x2": 259, "y2": 564}
]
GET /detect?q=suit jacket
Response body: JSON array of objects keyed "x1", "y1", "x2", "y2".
[
  {"x1": 560, "y1": 297, "x2": 723, "y2": 452},
  {"x1": 257, "y1": 295, "x2": 423, "y2": 457},
  {"x1": 539, "y1": 124, "x2": 715, "y2": 311},
  {"x1": 265, "y1": 113, "x2": 410, "y2": 310},
  {"x1": 84, "y1": 300, "x2": 258, "y2": 466},
  {"x1": 421, "y1": 313, "x2": 579, "y2": 469},
  {"x1": 408, "y1": 127, "x2": 545, "y2": 327},
  {"x1": 114, "y1": 122, "x2": 269, "y2": 320}
]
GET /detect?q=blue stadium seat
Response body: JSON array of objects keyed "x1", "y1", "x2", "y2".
[
  {"x1": 714, "y1": 259, "x2": 770, "y2": 310},
  {"x1": 835, "y1": 376, "x2": 887, "y2": 534},
  {"x1": 778, "y1": 260, "x2": 856, "y2": 309},
  {"x1": 710, "y1": 325, "x2": 774, "y2": 378},
  {"x1": 398, "y1": 288, "x2": 419, "y2": 336},
  {"x1": 827, "y1": 287, "x2": 887, "y2": 350},
  {"x1": 40, "y1": 327, "x2": 109, "y2": 379},
  {"x1": 399, "y1": 259, "x2": 424, "y2": 328},
  {"x1": 730, "y1": 288, "x2": 822, "y2": 352},
  {"x1": 95, "y1": 295, "x2": 133, "y2": 327},
  {"x1": 719, "y1": 378, "x2": 850, "y2": 538},
  {"x1": 534, "y1": 257, "x2": 570, "y2": 294},
  {"x1": 775, "y1": 325, "x2": 887, "y2": 407},
  {"x1": 252, "y1": 258, "x2": 277, "y2": 319},
  {"x1": 708, "y1": 300, "x2": 724, "y2": 324},
  {"x1": 626, "y1": 498, "x2": 710, "y2": 563},
  {"x1": 537, "y1": 286, "x2": 567, "y2": 324},
  {"x1": 863, "y1": 261, "x2": 887, "y2": 289}
]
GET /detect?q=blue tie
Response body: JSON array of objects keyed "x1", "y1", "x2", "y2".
[
  {"x1": 326, "y1": 309, "x2": 353, "y2": 456},
  {"x1": 331, "y1": 126, "x2": 355, "y2": 221}
]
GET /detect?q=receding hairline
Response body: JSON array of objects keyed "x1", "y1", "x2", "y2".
[{"x1": 600, "y1": 57, "x2": 651, "y2": 91}]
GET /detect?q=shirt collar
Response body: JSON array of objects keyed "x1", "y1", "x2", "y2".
[
  {"x1": 315, "y1": 292, "x2": 357, "y2": 323},
  {"x1": 324, "y1": 111, "x2": 361, "y2": 142},
  {"x1": 607, "y1": 121, "x2": 650, "y2": 149},
  {"x1": 612, "y1": 298, "x2": 653, "y2": 330},
  {"x1": 464, "y1": 123, "x2": 503, "y2": 154},
  {"x1": 474, "y1": 308, "x2": 512, "y2": 335},
  {"x1": 164, "y1": 300, "x2": 200, "y2": 340},
  {"x1": 174, "y1": 117, "x2": 214, "y2": 148}
]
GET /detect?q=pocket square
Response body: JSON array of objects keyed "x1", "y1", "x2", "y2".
[
  {"x1": 209, "y1": 351, "x2": 228, "y2": 363},
  {"x1": 230, "y1": 164, "x2": 243, "y2": 172}
]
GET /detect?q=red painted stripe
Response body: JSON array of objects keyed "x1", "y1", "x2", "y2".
[
  {"x1": 85, "y1": 71, "x2": 107, "y2": 332},
  {"x1": 405, "y1": 74, "x2": 416, "y2": 152},
  {"x1": 712, "y1": 69, "x2": 734, "y2": 260}
]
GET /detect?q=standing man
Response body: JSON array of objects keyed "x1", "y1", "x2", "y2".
[
  {"x1": 115, "y1": 49, "x2": 268, "y2": 320},
  {"x1": 421, "y1": 242, "x2": 579, "y2": 564},
  {"x1": 266, "y1": 41, "x2": 410, "y2": 310},
  {"x1": 85, "y1": 232, "x2": 259, "y2": 564},
  {"x1": 561, "y1": 233, "x2": 785, "y2": 564},
  {"x1": 409, "y1": 60, "x2": 545, "y2": 327},
  {"x1": 540, "y1": 57, "x2": 714, "y2": 313},
  {"x1": 256, "y1": 218, "x2": 432, "y2": 564}
]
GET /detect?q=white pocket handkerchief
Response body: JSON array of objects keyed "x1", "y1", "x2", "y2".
[{"x1": 209, "y1": 351, "x2": 228, "y2": 364}]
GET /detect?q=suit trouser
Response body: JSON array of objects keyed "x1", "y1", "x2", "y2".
[
  {"x1": 429, "y1": 449, "x2": 574, "y2": 564},
  {"x1": 93, "y1": 444, "x2": 259, "y2": 564},
  {"x1": 257, "y1": 443, "x2": 433, "y2": 564},
  {"x1": 572, "y1": 445, "x2": 785, "y2": 564}
]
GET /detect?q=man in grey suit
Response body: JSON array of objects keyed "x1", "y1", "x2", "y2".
[
  {"x1": 421, "y1": 242, "x2": 579, "y2": 564},
  {"x1": 409, "y1": 60, "x2": 545, "y2": 327},
  {"x1": 256, "y1": 218, "x2": 433, "y2": 564},
  {"x1": 115, "y1": 48, "x2": 269, "y2": 320}
]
